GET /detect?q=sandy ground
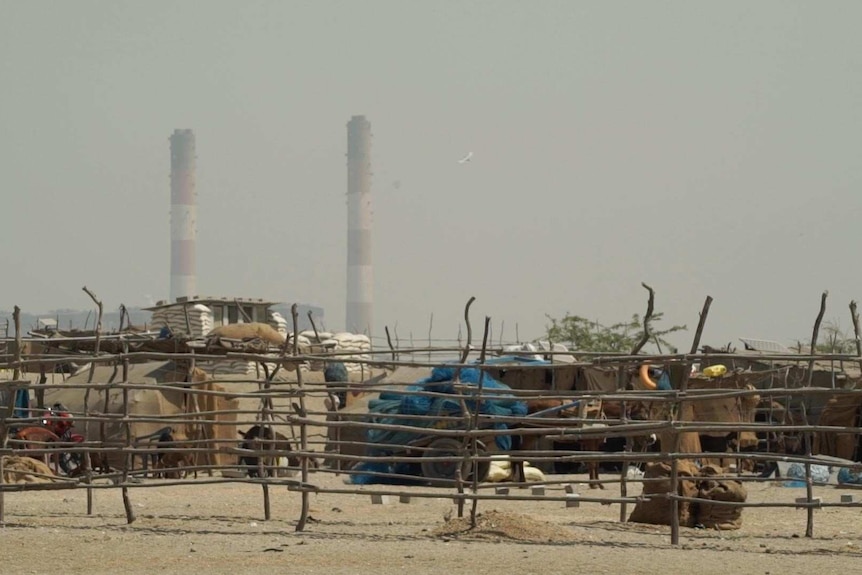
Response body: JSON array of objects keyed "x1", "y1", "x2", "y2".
[{"x1": 2, "y1": 470, "x2": 862, "y2": 575}]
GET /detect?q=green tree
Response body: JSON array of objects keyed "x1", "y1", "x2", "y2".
[
  {"x1": 812, "y1": 319, "x2": 856, "y2": 354},
  {"x1": 544, "y1": 313, "x2": 686, "y2": 353}
]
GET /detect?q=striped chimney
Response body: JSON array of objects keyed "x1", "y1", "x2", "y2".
[
  {"x1": 169, "y1": 129, "x2": 197, "y2": 302},
  {"x1": 346, "y1": 115, "x2": 373, "y2": 336}
]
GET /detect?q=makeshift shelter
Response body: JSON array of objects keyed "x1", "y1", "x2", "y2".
[{"x1": 43, "y1": 361, "x2": 240, "y2": 469}]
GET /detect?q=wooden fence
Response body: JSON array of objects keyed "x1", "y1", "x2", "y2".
[{"x1": 2, "y1": 295, "x2": 862, "y2": 545}]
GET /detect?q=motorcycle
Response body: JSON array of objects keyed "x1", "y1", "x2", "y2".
[{"x1": 12, "y1": 403, "x2": 86, "y2": 475}]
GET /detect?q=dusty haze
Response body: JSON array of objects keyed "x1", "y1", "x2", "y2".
[{"x1": 2, "y1": 1, "x2": 860, "y2": 349}]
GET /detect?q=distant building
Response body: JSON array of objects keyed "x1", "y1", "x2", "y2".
[{"x1": 1, "y1": 299, "x2": 324, "y2": 336}]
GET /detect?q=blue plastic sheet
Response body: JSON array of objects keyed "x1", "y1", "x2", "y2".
[{"x1": 348, "y1": 365, "x2": 528, "y2": 484}]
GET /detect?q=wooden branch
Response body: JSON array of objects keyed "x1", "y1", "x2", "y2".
[
  {"x1": 82, "y1": 286, "x2": 104, "y2": 377},
  {"x1": 307, "y1": 310, "x2": 321, "y2": 343},
  {"x1": 292, "y1": 303, "x2": 311, "y2": 533},
  {"x1": 427, "y1": 313, "x2": 434, "y2": 361},
  {"x1": 630, "y1": 283, "x2": 655, "y2": 355},
  {"x1": 385, "y1": 326, "x2": 396, "y2": 362},
  {"x1": 0, "y1": 306, "x2": 23, "y2": 524},
  {"x1": 454, "y1": 297, "x2": 476, "y2": 518},
  {"x1": 82, "y1": 286, "x2": 103, "y2": 516},
  {"x1": 850, "y1": 301, "x2": 862, "y2": 377},
  {"x1": 470, "y1": 316, "x2": 492, "y2": 527},
  {"x1": 12, "y1": 306, "x2": 22, "y2": 381},
  {"x1": 118, "y1": 304, "x2": 127, "y2": 333},
  {"x1": 807, "y1": 291, "x2": 829, "y2": 387},
  {"x1": 458, "y1": 297, "x2": 477, "y2": 367},
  {"x1": 680, "y1": 295, "x2": 713, "y2": 393}
]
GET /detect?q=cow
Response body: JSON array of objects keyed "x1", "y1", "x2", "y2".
[{"x1": 238, "y1": 425, "x2": 300, "y2": 478}]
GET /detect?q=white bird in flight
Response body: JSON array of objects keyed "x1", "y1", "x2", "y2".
[{"x1": 457, "y1": 151, "x2": 473, "y2": 164}]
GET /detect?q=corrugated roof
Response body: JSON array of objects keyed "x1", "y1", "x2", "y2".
[{"x1": 739, "y1": 337, "x2": 793, "y2": 354}]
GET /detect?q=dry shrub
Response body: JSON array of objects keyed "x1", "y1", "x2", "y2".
[
  {"x1": 2, "y1": 456, "x2": 56, "y2": 484},
  {"x1": 208, "y1": 323, "x2": 285, "y2": 346}
]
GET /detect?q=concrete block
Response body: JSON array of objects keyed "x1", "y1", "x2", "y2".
[
  {"x1": 564, "y1": 484, "x2": 577, "y2": 494},
  {"x1": 841, "y1": 494, "x2": 854, "y2": 503},
  {"x1": 531, "y1": 486, "x2": 545, "y2": 496},
  {"x1": 399, "y1": 494, "x2": 411, "y2": 504},
  {"x1": 370, "y1": 494, "x2": 390, "y2": 505},
  {"x1": 565, "y1": 494, "x2": 580, "y2": 508},
  {"x1": 495, "y1": 487, "x2": 510, "y2": 496},
  {"x1": 795, "y1": 497, "x2": 821, "y2": 508}
]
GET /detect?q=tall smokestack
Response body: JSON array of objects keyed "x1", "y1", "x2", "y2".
[
  {"x1": 346, "y1": 115, "x2": 373, "y2": 335},
  {"x1": 169, "y1": 129, "x2": 197, "y2": 302}
]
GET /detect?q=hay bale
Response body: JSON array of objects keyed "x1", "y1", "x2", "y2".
[
  {"x1": 208, "y1": 323, "x2": 286, "y2": 346},
  {"x1": 695, "y1": 465, "x2": 747, "y2": 530},
  {"x1": 1, "y1": 455, "x2": 56, "y2": 484},
  {"x1": 629, "y1": 460, "x2": 699, "y2": 526}
]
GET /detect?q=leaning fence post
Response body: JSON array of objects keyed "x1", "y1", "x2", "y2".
[
  {"x1": 470, "y1": 316, "x2": 491, "y2": 528},
  {"x1": 82, "y1": 287, "x2": 104, "y2": 516},
  {"x1": 618, "y1": 363, "x2": 630, "y2": 523},
  {"x1": 669, "y1": 396, "x2": 682, "y2": 546},
  {"x1": 454, "y1": 297, "x2": 476, "y2": 520},
  {"x1": 120, "y1": 351, "x2": 135, "y2": 524},
  {"x1": 0, "y1": 306, "x2": 24, "y2": 525},
  {"x1": 293, "y1": 304, "x2": 311, "y2": 532}
]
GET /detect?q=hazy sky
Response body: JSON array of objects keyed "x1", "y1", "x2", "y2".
[{"x1": 2, "y1": 1, "x2": 860, "y2": 350}]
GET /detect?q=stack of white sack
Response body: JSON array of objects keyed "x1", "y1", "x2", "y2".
[
  {"x1": 299, "y1": 330, "x2": 336, "y2": 371},
  {"x1": 149, "y1": 304, "x2": 214, "y2": 338},
  {"x1": 321, "y1": 332, "x2": 372, "y2": 373},
  {"x1": 268, "y1": 311, "x2": 289, "y2": 336}
]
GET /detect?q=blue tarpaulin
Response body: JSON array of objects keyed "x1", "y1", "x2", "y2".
[{"x1": 348, "y1": 365, "x2": 528, "y2": 484}]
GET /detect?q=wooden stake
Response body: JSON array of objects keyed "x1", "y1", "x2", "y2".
[
  {"x1": 669, "y1": 419, "x2": 681, "y2": 545},
  {"x1": 121, "y1": 351, "x2": 135, "y2": 524},
  {"x1": 808, "y1": 291, "x2": 828, "y2": 387},
  {"x1": 470, "y1": 316, "x2": 491, "y2": 528},
  {"x1": 293, "y1": 304, "x2": 311, "y2": 532},
  {"x1": 385, "y1": 326, "x2": 397, "y2": 362},
  {"x1": 0, "y1": 306, "x2": 23, "y2": 525},
  {"x1": 454, "y1": 297, "x2": 476, "y2": 520},
  {"x1": 82, "y1": 286, "x2": 103, "y2": 516},
  {"x1": 849, "y1": 301, "x2": 861, "y2": 379}
]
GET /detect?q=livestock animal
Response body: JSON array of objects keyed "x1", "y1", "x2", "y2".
[
  {"x1": 238, "y1": 425, "x2": 300, "y2": 478},
  {"x1": 153, "y1": 428, "x2": 195, "y2": 479},
  {"x1": 512, "y1": 399, "x2": 655, "y2": 489}
]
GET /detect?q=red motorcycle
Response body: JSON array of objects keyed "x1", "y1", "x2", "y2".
[{"x1": 12, "y1": 403, "x2": 86, "y2": 475}]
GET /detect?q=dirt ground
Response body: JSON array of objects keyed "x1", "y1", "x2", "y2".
[{"x1": 2, "y1": 470, "x2": 862, "y2": 575}]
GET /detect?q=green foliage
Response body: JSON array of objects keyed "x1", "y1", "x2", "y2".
[
  {"x1": 545, "y1": 312, "x2": 687, "y2": 353},
  {"x1": 812, "y1": 319, "x2": 857, "y2": 354}
]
